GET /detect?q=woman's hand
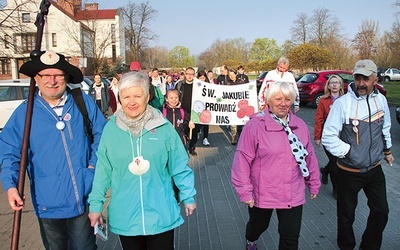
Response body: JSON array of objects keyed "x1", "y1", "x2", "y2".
[
  {"x1": 244, "y1": 199, "x2": 254, "y2": 208},
  {"x1": 314, "y1": 140, "x2": 321, "y2": 146},
  {"x1": 310, "y1": 194, "x2": 317, "y2": 199},
  {"x1": 88, "y1": 212, "x2": 103, "y2": 227},
  {"x1": 185, "y1": 202, "x2": 197, "y2": 216}
]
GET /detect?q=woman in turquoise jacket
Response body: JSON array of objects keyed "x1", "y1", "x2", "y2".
[{"x1": 88, "y1": 71, "x2": 196, "y2": 250}]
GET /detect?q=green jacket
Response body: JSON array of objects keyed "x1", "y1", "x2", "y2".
[{"x1": 88, "y1": 108, "x2": 196, "y2": 236}]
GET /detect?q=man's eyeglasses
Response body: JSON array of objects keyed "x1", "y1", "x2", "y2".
[
  {"x1": 37, "y1": 73, "x2": 66, "y2": 81},
  {"x1": 185, "y1": 73, "x2": 195, "y2": 76}
]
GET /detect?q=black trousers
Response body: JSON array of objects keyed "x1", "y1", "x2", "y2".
[
  {"x1": 119, "y1": 229, "x2": 174, "y2": 250},
  {"x1": 246, "y1": 205, "x2": 303, "y2": 250},
  {"x1": 322, "y1": 145, "x2": 338, "y2": 188},
  {"x1": 202, "y1": 125, "x2": 209, "y2": 139},
  {"x1": 185, "y1": 125, "x2": 199, "y2": 149},
  {"x1": 337, "y1": 165, "x2": 389, "y2": 250}
]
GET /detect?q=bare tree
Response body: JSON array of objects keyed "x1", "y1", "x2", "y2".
[
  {"x1": 375, "y1": 34, "x2": 396, "y2": 69},
  {"x1": 0, "y1": 0, "x2": 38, "y2": 56},
  {"x1": 383, "y1": 19, "x2": 400, "y2": 67},
  {"x1": 198, "y1": 38, "x2": 249, "y2": 69},
  {"x1": 325, "y1": 38, "x2": 355, "y2": 69},
  {"x1": 141, "y1": 45, "x2": 168, "y2": 69},
  {"x1": 290, "y1": 13, "x2": 309, "y2": 45},
  {"x1": 395, "y1": 0, "x2": 400, "y2": 16},
  {"x1": 198, "y1": 49, "x2": 218, "y2": 70},
  {"x1": 122, "y1": 1, "x2": 158, "y2": 63},
  {"x1": 352, "y1": 20, "x2": 380, "y2": 60},
  {"x1": 63, "y1": 17, "x2": 112, "y2": 74},
  {"x1": 309, "y1": 7, "x2": 341, "y2": 47}
]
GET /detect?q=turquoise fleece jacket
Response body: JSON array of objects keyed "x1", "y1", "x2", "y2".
[{"x1": 88, "y1": 108, "x2": 196, "y2": 236}]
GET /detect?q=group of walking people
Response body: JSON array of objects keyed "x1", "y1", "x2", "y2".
[{"x1": 0, "y1": 50, "x2": 395, "y2": 250}]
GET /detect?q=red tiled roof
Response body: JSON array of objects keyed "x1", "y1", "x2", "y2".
[{"x1": 75, "y1": 9, "x2": 117, "y2": 20}]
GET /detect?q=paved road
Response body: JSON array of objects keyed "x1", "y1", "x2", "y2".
[{"x1": 1, "y1": 105, "x2": 400, "y2": 250}]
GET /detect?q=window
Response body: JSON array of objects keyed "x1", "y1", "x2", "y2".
[
  {"x1": 0, "y1": 59, "x2": 11, "y2": 75},
  {"x1": 52, "y1": 33, "x2": 57, "y2": 47},
  {"x1": 4, "y1": 35, "x2": 10, "y2": 49},
  {"x1": 21, "y1": 33, "x2": 35, "y2": 53},
  {"x1": 22, "y1": 13, "x2": 30, "y2": 23},
  {"x1": 112, "y1": 45, "x2": 116, "y2": 62},
  {"x1": 111, "y1": 24, "x2": 116, "y2": 43}
]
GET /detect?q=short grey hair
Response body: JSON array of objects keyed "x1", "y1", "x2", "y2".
[
  {"x1": 277, "y1": 56, "x2": 289, "y2": 66},
  {"x1": 118, "y1": 71, "x2": 150, "y2": 97},
  {"x1": 265, "y1": 81, "x2": 296, "y2": 105}
]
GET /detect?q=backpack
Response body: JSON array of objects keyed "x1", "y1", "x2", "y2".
[
  {"x1": 68, "y1": 86, "x2": 93, "y2": 142},
  {"x1": 162, "y1": 107, "x2": 185, "y2": 121},
  {"x1": 149, "y1": 85, "x2": 164, "y2": 110},
  {"x1": 162, "y1": 106, "x2": 189, "y2": 148}
]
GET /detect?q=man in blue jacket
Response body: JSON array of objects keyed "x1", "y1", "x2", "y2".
[{"x1": 0, "y1": 50, "x2": 107, "y2": 249}]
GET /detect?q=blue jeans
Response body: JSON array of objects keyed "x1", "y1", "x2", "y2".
[{"x1": 37, "y1": 208, "x2": 96, "y2": 250}]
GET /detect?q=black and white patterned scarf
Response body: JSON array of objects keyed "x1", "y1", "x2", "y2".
[{"x1": 271, "y1": 112, "x2": 310, "y2": 177}]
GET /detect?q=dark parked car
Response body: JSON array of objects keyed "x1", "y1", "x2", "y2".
[
  {"x1": 297, "y1": 70, "x2": 387, "y2": 107},
  {"x1": 256, "y1": 71, "x2": 268, "y2": 93}
]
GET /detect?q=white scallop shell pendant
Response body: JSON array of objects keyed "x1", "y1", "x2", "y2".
[
  {"x1": 56, "y1": 121, "x2": 65, "y2": 131},
  {"x1": 128, "y1": 156, "x2": 150, "y2": 176}
]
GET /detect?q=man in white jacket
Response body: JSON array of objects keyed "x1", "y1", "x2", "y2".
[
  {"x1": 321, "y1": 59, "x2": 394, "y2": 250},
  {"x1": 258, "y1": 57, "x2": 300, "y2": 112}
]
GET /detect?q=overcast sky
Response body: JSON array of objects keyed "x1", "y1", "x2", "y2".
[{"x1": 93, "y1": 0, "x2": 396, "y2": 55}]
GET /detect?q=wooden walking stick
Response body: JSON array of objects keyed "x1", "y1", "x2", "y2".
[{"x1": 10, "y1": 1, "x2": 51, "y2": 249}]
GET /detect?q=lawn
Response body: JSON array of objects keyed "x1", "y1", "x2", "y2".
[{"x1": 382, "y1": 81, "x2": 400, "y2": 105}]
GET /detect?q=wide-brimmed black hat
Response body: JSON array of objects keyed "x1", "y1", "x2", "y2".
[{"x1": 20, "y1": 50, "x2": 83, "y2": 83}]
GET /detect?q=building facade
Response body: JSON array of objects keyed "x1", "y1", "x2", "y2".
[{"x1": 0, "y1": 0, "x2": 125, "y2": 79}]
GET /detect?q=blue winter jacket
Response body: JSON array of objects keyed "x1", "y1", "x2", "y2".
[{"x1": 0, "y1": 90, "x2": 107, "y2": 218}]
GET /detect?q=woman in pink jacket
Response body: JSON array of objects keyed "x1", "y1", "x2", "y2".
[{"x1": 231, "y1": 81, "x2": 321, "y2": 250}]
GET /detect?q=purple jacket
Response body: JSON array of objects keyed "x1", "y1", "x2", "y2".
[{"x1": 231, "y1": 109, "x2": 321, "y2": 209}]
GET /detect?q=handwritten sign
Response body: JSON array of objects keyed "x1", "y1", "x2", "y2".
[{"x1": 190, "y1": 81, "x2": 259, "y2": 125}]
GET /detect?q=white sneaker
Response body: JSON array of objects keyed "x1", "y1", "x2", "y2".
[{"x1": 203, "y1": 138, "x2": 210, "y2": 146}]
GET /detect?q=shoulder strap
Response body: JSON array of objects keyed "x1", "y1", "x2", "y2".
[
  {"x1": 162, "y1": 106, "x2": 184, "y2": 120},
  {"x1": 68, "y1": 87, "x2": 94, "y2": 142}
]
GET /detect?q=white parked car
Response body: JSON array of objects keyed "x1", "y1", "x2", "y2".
[
  {"x1": 68, "y1": 77, "x2": 91, "y2": 95},
  {"x1": 0, "y1": 78, "x2": 91, "y2": 130},
  {"x1": 0, "y1": 79, "x2": 31, "y2": 130},
  {"x1": 382, "y1": 68, "x2": 400, "y2": 82}
]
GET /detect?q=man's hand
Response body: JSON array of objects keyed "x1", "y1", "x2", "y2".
[
  {"x1": 294, "y1": 106, "x2": 300, "y2": 113},
  {"x1": 7, "y1": 187, "x2": 25, "y2": 211},
  {"x1": 314, "y1": 140, "x2": 321, "y2": 146},
  {"x1": 385, "y1": 154, "x2": 394, "y2": 167}
]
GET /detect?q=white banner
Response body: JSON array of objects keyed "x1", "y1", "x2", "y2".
[{"x1": 190, "y1": 81, "x2": 259, "y2": 125}]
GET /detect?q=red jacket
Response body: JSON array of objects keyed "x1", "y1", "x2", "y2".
[{"x1": 313, "y1": 95, "x2": 334, "y2": 141}]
